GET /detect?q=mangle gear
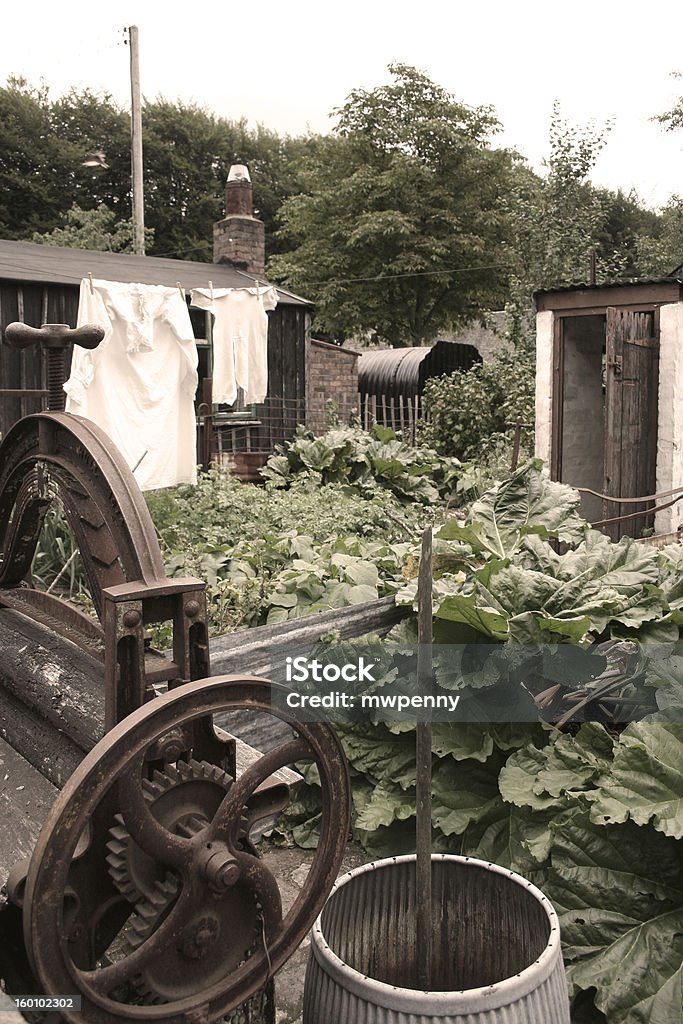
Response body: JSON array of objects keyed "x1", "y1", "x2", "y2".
[{"x1": 0, "y1": 322, "x2": 352, "y2": 1023}]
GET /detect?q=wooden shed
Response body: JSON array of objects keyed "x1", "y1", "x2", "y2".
[
  {"x1": 357, "y1": 340, "x2": 481, "y2": 438},
  {"x1": 535, "y1": 275, "x2": 683, "y2": 539},
  {"x1": 0, "y1": 238, "x2": 313, "y2": 477}
]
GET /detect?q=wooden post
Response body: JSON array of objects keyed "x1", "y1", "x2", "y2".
[
  {"x1": 128, "y1": 26, "x2": 145, "y2": 256},
  {"x1": 510, "y1": 420, "x2": 522, "y2": 470},
  {"x1": 416, "y1": 526, "x2": 433, "y2": 990}
]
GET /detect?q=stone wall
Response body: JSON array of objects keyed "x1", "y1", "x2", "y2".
[{"x1": 307, "y1": 340, "x2": 360, "y2": 435}]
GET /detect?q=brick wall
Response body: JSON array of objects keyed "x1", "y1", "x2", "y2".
[
  {"x1": 307, "y1": 339, "x2": 359, "y2": 434},
  {"x1": 213, "y1": 216, "x2": 265, "y2": 278}
]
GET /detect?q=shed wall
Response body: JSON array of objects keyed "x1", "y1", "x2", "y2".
[
  {"x1": 0, "y1": 279, "x2": 309, "y2": 458},
  {"x1": 534, "y1": 311, "x2": 554, "y2": 468},
  {"x1": 656, "y1": 303, "x2": 683, "y2": 534},
  {"x1": 307, "y1": 342, "x2": 359, "y2": 435},
  {"x1": 215, "y1": 304, "x2": 310, "y2": 455},
  {"x1": 0, "y1": 282, "x2": 79, "y2": 439}
]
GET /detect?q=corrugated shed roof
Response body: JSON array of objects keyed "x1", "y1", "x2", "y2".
[
  {"x1": 0, "y1": 239, "x2": 311, "y2": 307},
  {"x1": 534, "y1": 276, "x2": 683, "y2": 298},
  {"x1": 358, "y1": 341, "x2": 480, "y2": 398}
]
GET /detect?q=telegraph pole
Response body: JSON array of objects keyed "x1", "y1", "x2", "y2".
[{"x1": 128, "y1": 25, "x2": 145, "y2": 256}]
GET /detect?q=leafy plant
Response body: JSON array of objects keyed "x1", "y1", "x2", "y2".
[
  {"x1": 280, "y1": 462, "x2": 683, "y2": 1023},
  {"x1": 262, "y1": 422, "x2": 462, "y2": 504},
  {"x1": 269, "y1": 63, "x2": 515, "y2": 345},
  {"x1": 144, "y1": 465, "x2": 430, "y2": 633},
  {"x1": 419, "y1": 343, "x2": 535, "y2": 462},
  {"x1": 30, "y1": 504, "x2": 87, "y2": 602}
]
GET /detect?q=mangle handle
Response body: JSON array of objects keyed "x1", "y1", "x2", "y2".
[{"x1": 4, "y1": 322, "x2": 104, "y2": 350}]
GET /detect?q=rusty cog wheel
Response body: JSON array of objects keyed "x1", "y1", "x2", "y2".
[
  {"x1": 106, "y1": 759, "x2": 253, "y2": 905},
  {"x1": 23, "y1": 676, "x2": 351, "y2": 1024}
]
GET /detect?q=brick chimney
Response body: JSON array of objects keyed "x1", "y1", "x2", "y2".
[{"x1": 213, "y1": 164, "x2": 265, "y2": 277}]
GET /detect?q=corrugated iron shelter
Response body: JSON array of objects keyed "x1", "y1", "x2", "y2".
[
  {"x1": 357, "y1": 340, "x2": 481, "y2": 436},
  {"x1": 0, "y1": 239, "x2": 312, "y2": 471}
]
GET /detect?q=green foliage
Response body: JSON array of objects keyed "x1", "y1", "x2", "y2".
[
  {"x1": 140, "y1": 98, "x2": 306, "y2": 260},
  {"x1": 32, "y1": 203, "x2": 153, "y2": 253},
  {"x1": 261, "y1": 423, "x2": 462, "y2": 504},
  {"x1": 652, "y1": 72, "x2": 683, "y2": 132},
  {"x1": 269, "y1": 64, "x2": 516, "y2": 345},
  {"x1": 0, "y1": 77, "x2": 305, "y2": 260},
  {"x1": 0, "y1": 78, "x2": 132, "y2": 239},
  {"x1": 144, "y1": 467, "x2": 428, "y2": 633},
  {"x1": 594, "y1": 186, "x2": 663, "y2": 279},
  {"x1": 504, "y1": 107, "x2": 607, "y2": 344},
  {"x1": 280, "y1": 463, "x2": 683, "y2": 1022},
  {"x1": 30, "y1": 505, "x2": 88, "y2": 602},
  {"x1": 397, "y1": 461, "x2": 683, "y2": 650},
  {"x1": 634, "y1": 195, "x2": 683, "y2": 277},
  {"x1": 420, "y1": 344, "x2": 535, "y2": 462}
]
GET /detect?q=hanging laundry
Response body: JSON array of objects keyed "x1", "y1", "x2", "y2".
[
  {"x1": 64, "y1": 278, "x2": 199, "y2": 490},
  {"x1": 190, "y1": 286, "x2": 278, "y2": 406}
]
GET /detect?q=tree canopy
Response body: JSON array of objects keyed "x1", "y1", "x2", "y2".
[
  {"x1": 0, "y1": 78, "x2": 304, "y2": 260},
  {"x1": 0, "y1": 68, "x2": 678, "y2": 343},
  {"x1": 269, "y1": 64, "x2": 517, "y2": 346},
  {"x1": 32, "y1": 204, "x2": 153, "y2": 253}
]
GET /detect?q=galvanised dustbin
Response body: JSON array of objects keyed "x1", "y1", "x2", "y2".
[{"x1": 304, "y1": 854, "x2": 571, "y2": 1024}]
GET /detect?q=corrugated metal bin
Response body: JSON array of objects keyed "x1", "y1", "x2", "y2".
[{"x1": 304, "y1": 854, "x2": 571, "y2": 1024}]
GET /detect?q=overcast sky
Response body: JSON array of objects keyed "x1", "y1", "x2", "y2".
[{"x1": 3, "y1": 1, "x2": 682, "y2": 209}]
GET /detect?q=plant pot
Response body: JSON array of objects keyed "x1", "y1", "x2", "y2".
[{"x1": 304, "y1": 854, "x2": 570, "y2": 1024}]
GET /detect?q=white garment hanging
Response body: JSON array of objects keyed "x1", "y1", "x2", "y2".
[
  {"x1": 64, "y1": 278, "x2": 199, "y2": 490},
  {"x1": 190, "y1": 286, "x2": 277, "y2": 405}
]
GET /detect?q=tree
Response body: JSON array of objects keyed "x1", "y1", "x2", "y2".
[
  {"x1": 0, "y1": 78, "x2": 133, "y2": 240},
  {"x1": 141, "y1": 99, "x2": 305, "y2": 260},
  {"x1": 634, "y1": 196, "x2": 683, "y2": 276},
  {"x1": 31, "y1": 203, "x2": 153, "y2": 252},
  {"x1": 0, "y1": 78, "x2": 306, "y2": 261},
  {"x1": 269, "y1": 64, "x2": 517, "y2": 346},
  {"x1": 502, "y1": 104, "x2": 638, "y2": 345},
  {"x1": 594, "y1": 187, "x2": 662, "y2": 279},
  {"x1": 653, "y1": 72, "x2": 683, "y2": 132}
]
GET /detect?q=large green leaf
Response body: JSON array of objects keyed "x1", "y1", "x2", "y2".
[
  {"x1": 499, "y1": 724, "x2": 614, "y2": 812},
  {"x1": 431, "y1": 752, "x2": 506, "y2": 836},
  {"x1": 456, "y1": 533, "x2": 669, "y2": 641},
  {"x1": 451, "y1": 798, "x2": 555, "y2": 874},
  {"x1": 340, "y1": 725, "x2": 417, "y2": 789},
  {"x1": 438, "y1": 460, "x2": 585, "y2": 558},
  {"x1": 590, "y1": 723, "x2": 683, "y2": 839},
  {"x1": 354, "y1": 781, "x2": 416, "y2": 830},
  {"x1": 548, "y1": 816, "x2": 683, "y2": 1024},
  {"x1": 435, "y1": 593, "x2": 509, "y2": 640}
]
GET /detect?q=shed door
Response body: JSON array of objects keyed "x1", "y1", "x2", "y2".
[{"x1": 604, "y1": 308, "x2": 659, "y2": 540}]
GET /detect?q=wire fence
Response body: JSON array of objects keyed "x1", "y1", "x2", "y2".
[
  {"x1": 210, "y1": 396, "x2": 307, "y2": 456},
  {"x1": 359, "y1": 394, "x2": 422, "y2": 444}
]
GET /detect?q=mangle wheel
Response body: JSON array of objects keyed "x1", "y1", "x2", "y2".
[
  {"x1": 0, "y1": 410, "x2": 168, "y2": 622},
  {"x1": 22, "y1": 675, "x2": 351, "y2": 1024}
]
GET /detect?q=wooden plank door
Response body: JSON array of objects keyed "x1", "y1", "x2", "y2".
[{"x1": 604, "y1": 308, "x2": 659, "y2": 540}]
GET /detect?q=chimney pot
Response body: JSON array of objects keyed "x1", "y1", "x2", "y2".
[{"x1": 227, "y1": 164, "x2": 251, "y2": 182}]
